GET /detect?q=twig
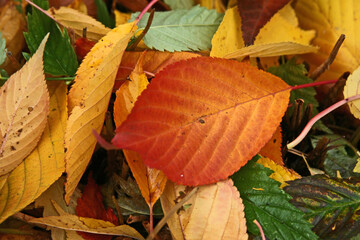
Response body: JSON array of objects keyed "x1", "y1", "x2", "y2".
[
  {"x1": 310, "y1": 34, "x2": 345, "y2": 80},
  {"x1": 253, "y1": 220, "x2": 266, "y2": 240},
  {"x1": 112, "y1": 195, "x2": 124, "y2": 225},
  {"x1": 128, "y1": 9, "x2": 155, "y2": 51},
  {"x1": 146, "y1": 187, "x2": 198, "y2": 240}
]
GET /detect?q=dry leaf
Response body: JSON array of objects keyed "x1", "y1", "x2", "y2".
[
  {"x1": 51, "y1": 7, "x2": 110, "y2": 41},
  {"x1": 196, "y1": 0, "x2": 226, "y2": 12},
  {"x1": 0, "y1": 81, "x2": 67, "y2": 223},
  {"x1": 0, "y1": 34, "x2": 49, "y2": 175},
  {"x1": 295, "y1": 0, "x2": 360, "y2": 81},
  {"x1": 29, "y1": 215, "x2": 144, "y2": 240},
  {"x1": 114, "y1": 52, "x2": 167, "y2": 207},
  {"x1": 65, "y1": 22, "x2": 137, "y2": 203},
  {"x1": 114, "y1": 10, "x2": 131, "y2": 26},
  {"x1": 257, "y1": 157, "x2": 301, "y2": 188},
  {"x1": 160, "y1": 179, "x2": 248, "y2": 240},
  {"x1": 259, "y1": 126, "x2": 283, "y2": 165},
  {"x1": 344, "y1": 66, "x2": 360, "y2": 119}
]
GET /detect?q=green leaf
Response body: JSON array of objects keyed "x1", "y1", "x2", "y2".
[
  {"x1": 284, "y1": 175, "x2": 360, "y2": 239},
  {"x1": 311, "y1": 135, "x2": 360, "y2": 178},
  {"x1": 0, "y1": 31, "x2": 7, "y2": 66},
  {"x1": 164, "y1": 0, "x2": 195, "y2": 9},
  {"x1": 24, "y1": 0, "x2": 78, "y2": 76},
  {"x1": 130, "y1": 5, "x2": 224, "y2": 52},
  {"x1": 94, "y1": 0, "x2": 115, "y2": 28},
  {"x1": 268, "y1": 58, "x2": 319, "y2": 115},
  {"x1": 231, "y1": 156, "x2": 317, "y2": 240}
]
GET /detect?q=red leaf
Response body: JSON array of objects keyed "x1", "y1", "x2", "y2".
[
  {"x1": 76, "y1": 175, "x2": 119, "y2": 240},
  {"x1": 237, "y1": 0, "x2": 291, "y2": 46},
  {"x1": 112, "y1": 57, "x2": 290, "y2": 186}
]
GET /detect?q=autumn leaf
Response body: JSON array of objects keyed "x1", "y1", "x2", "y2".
[
  {"x1": 0, "y1": 81, "x2": 66, "y2": 223},
  {"x1": 258, "y1": 126, "x2": 283, "y2": 165},
  {"x1": 65, "y1": 22, "x2": 137, "y2": 203},
  {"x1": 344, "y1": 66, "x2": 360, "y2": 119},
  {"x1": 294, "y1": 0, "x2": 360, "y2": 81},
  {"x1": 50, "y1": 7, "x2": 110, "y2": 41},
  {"x1": 112, "y1": 56, "x2": 290, "y2": 186},
  {"x1": 0, "y1": 34, "x2": 49, "y2": 175},
  {"x1": 197, "y1": 0, "x2": 226, "y2": 12},
  {"x1": 237, "y1": 0, "x2": 291, "y2": 46},
  {"x1": 114, "y1": 52, "x2": 167, "y2": 207},
  {"x1": 160, "y1": 179, "x2": 248, "y2": 240}
]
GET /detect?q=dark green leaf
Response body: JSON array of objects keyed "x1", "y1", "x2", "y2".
[
  {"x1": 284, "y1": 175, "x2": 360, "y2": 239},
  {"x1": 0, "y1": 31, "x2": 7, "y2": 66},
  {"x1": 24, "y1": 0, "x2": 78, "y2": 76},
  {"x1": 94, "y1": 0, "x2": 115, "y2": 28},
  {"x1": 130, "y1": 5, "x2": 224, "y2": 52},
  {"x1": 311, "y1": 135, "x2": 360, "y2": 178},
  {"x1": 231, "y1": 156, "x2": 317, "y2": 240},
  {"x1": 268, "y1": 58, "x2": 318, "y2": 115}
]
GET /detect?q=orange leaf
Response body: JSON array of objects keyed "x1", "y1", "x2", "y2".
[
  {"x1": 160, "y1": 179, "x2": 248, "y2": 239},
  {"x1": 112, "y1": 57, "x2": 290, "y2": 186},
  {"x1": 114, "y1": 52, "x2": 167, "y2": 206},
  {"x1": 0, "y1": 34, "x2": 49, "y2": 175},
  {"x1": 259, "y1": 126, "x2": 283, "y2": 165}
]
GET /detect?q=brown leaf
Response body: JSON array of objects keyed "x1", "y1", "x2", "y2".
[{"x1": 0, "y1": 34, "x2": 49, "y2": 175}]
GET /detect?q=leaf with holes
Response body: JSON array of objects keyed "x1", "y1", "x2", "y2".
[{"x1": 112, "y1": 56, "x2": 290, "y2": 186}]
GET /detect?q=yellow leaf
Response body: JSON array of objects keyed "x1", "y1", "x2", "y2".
[
  {"x1": 294, "y1": 0, "x2": 360, "y2": 81},
  {"x1": 50, "y1": 7, "x2": 110, "y2": 41},
  {"x1": 65, "y1": 22, "x2": 137, "y2": 204},
  {"x1": 160, "y1": 179, "x2": 248, "y2": 240},
  {"x1": 115, "y1": 10, "x2": 131, "y2": 26},
  {"x1": 354, "y1": 158, "x2": 360, "y2": 173},
  {"x1": 114, "y1": 52, "x2": 167, "y2": 207},
  {"x1": 257, "y1": 157, "x2": 301, "y2": 188},
  {"x1": 0, "y1": 81, "x2": 67, "y2": 223},
  {"x1": 344, "y1": 67, "x2": 360, "y2": 118},
  {"x1": 29, "y1": 215, "x2": 144, "y2": 240},
  {"x1": 196, "y1": 0, "x2": 226, "y2": 12},
  {"x1": 0, "y1": 35, "x2": 49, "y2": 175}
]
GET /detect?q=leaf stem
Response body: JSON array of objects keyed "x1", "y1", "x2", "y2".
[
  {"x1": 287, "y1": 94, "x2": 360, "y2": 149},
  {"x1": 253, "y1": 220, "x2": 266, "y2": 240},
  {"x1": 25, "y1": 0, "x2": 63, "y2": 27},
  {"x1": 291, "y1": 79, "x2": 338, "y2": 90},
  {"x1": 136, "y1": 0, "x2": 158, "y2": 23}
]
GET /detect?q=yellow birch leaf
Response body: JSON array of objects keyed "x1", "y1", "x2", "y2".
[
  {"x1": 114, "y1": 52, "x2": 167, "y2": 207},
  {"x1": 160, "y1": 179, "x2": 248, "y2": 240},
  {"x1": 295, "y1": 0, "x2": 360, "y2": 81},
  {"x1": 257, "y1": 157, "x2": 301, "y2": 188},
  {"x1": 196, "y1": 0, "x2": 226, "y2": 13},
  {"x1": 50, "y1": 7, "x2": 110, "y2": 41},
  {"x1": 0, "y1": 35, "x2": 49, "y2": 175},
  {"x1": 29, "y1": 215, "x2": 144, "y2": 240},
  {"x1": 65, "y1": 22, "x2": 137, "y2": 204},
  {"x1": 115, "y1": 10, "x2": 131, "y2": 26},
  {"x1": 0, "y1": 81, "x2": 67, "y2": 223},
  {"x1": 344, "y1": 66, "x2": 360, "y2": 119}
]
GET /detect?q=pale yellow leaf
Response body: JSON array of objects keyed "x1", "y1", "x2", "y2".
[
  {"x1": 29, "y1": 215, "x2": 144, "y2": 240},
  {"x1": 0, "y1": 81, "x2": 67, "y2": 223},
  {"x1": 0, "y1": 35, "x2": 49, "y2": 175},
  {"x1": 51, "y1": 7, "x2": 110, "y2": 41},
  {"x1": 114, "y1": 52, "x2": 167, "y2": 206},
  {"x1": 295, "y1": 0, "x2": 360, "y2": 81},
  {"x1": 114, "y1": 10, "x2": 131, "y2": 26},
  {"x1": 160, "y1": 179, "x2": 248, "y2": 240},
  {"x1": 65, "y1": 22, "x2": 137, "y2": 204},
  {"x1": 257, "y1": 157, "x2": 301, "y2": 188},
  {"x1": 196, "y1": 0, "x2": 226, "y2": 12},
  {"x1": 344, "y1": 66, "x2": 360, "y2": 119},
  {"x1": 354, "y1": 158, "x2": 360, "y2": 173}
]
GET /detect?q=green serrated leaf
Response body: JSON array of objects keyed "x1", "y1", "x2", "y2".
[
  {"x1": 311, "y1": 135, "x2": 360, "y2": 178},
  {"x1": 130, "y1": 5, "x2": 224, "y2": 52},
  {"x1": 284, "y1": 175, "x2": 360, "y2": 239},
  {"x1": 94, "y1": 0, "x2": 115, "y2": 28},
  {"x1": 164, "y1": 0, "x2": 195, "y2": 9},
  {"x1": 24, "y1": 0, "x2": 78, "y2": 76},
  {"x1": 231, "y1": 156, "x2": 318, "y2": 240},
  {"x1": 268, "y1": 58, "x2": 319, "y2": 115},
  {"x1": 0, "y1": 31, "x2": 7, "y2": 66}
]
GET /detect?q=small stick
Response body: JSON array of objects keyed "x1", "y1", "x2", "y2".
[
  {"x1": 128, "y1": 9, "x2": 155, "y2": 51},
  {"x1": 310, "y1": 34, "x2": 345, "y2": 80}
]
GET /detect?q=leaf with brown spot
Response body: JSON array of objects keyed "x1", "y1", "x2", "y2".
[{"x1": 259, "y1": 126, "x2": 283, "y2": 165}]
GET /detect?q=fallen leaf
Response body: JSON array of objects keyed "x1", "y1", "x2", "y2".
[
  {"x1": 65, "y1": 22, "x2": 137, "y2": 203},
  {"x1": 256, "y1": 157, "x2": 300, "y2": 188},
  {"x1": 29, "y1": 215, "x2": 144, "y2": 240},
  {"x1": 294, "y1": 0, "x2": 360, "y2": 81},
  {"x1": 114, "y1": 52, "x2": 167, "y2": 207},
  {"x1": 344, "y1": 66, "x2": 360, "y2": 119},
  {"x1": 112, "y1": 56, "x2": 291, "y2": 186},
  {"x1": 237, "y1": 0, "x2": 291, "y2": 46},
  {"x1": 116, "y1": 0, "x2": 148, "y2": 12},
  {"x1": 51, "y1": 7, "x2": 110, "y2": 41},
  {"x1": 197, "y1": 0, "x2": 226, "y2": 12},
  {"x1": 114, "y1": 10, "x2": 131, "y2": 25},
  {"x1": 259, "y1": 126, "x2": 283, "y2": 165},
  {"x1": 0, "y1": 81, "x2": 67, "y2": 223},
  {"x1": 0, "y1": 34, "x2": 49, "y2": 175},
  {"x1": 49, "y1": 0, "x2": 74, "y2": 8},
  {"x1": 164, "y1": 0, "x2": 194, "y2": 10},
  {"x1": 160, "y1": 179, "x2": 248, "y2": 240}
]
